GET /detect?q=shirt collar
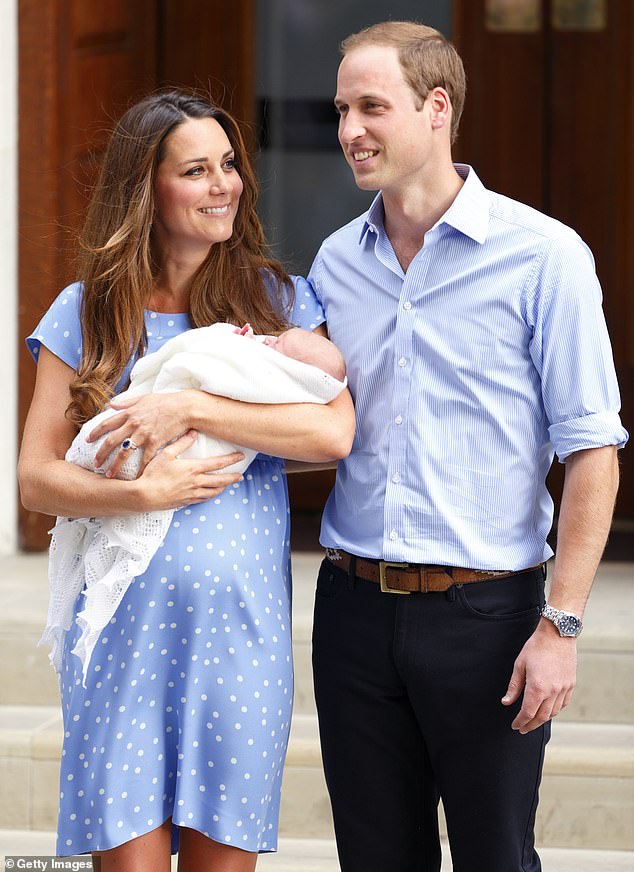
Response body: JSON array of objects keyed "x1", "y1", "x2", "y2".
[
  {"x1": 437, "y1": 164, "x2": 490, "y2": 244},
  {"x1": 358, "y1": 163, "x2": 490, "y2": 246},
  {"x1": 359, "y1": 193, "x2": 386, "y2": 244}
]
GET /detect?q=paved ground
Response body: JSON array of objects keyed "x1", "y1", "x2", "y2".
[{"x1": 1, "y1": 830, "x2": 633, "y2": 871}]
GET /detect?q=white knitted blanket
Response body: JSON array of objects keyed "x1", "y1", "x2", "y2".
[{"x1": 40, "y1": 323, "x2": 346, "y2": 686}]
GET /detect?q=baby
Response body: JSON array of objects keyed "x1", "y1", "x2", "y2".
[
  {"x1": 72, "y1": 322, "x2": 347, "y2": 480},
  {"x1": 238, "y1": 323, "x2": 346, "y2": 382}
]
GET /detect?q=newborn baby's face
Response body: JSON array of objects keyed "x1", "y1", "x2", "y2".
[
  {"x1": 236, "y1": 324, "x2": 345, "y2": 380},
  {"x1": 262, "y1": 329, "x2": 304, "y2": 357}
]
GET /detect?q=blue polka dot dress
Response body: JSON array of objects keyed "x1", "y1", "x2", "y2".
[{"x1": 26, "y1": 278, "x2": 325, "y2": 857}]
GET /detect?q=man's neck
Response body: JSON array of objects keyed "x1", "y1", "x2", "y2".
[{"x1": 383, "y1": 161, "x2": 464, "y2": 271}]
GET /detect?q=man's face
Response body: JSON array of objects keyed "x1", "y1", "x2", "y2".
[{"x1": 335, "y1": 44, "x2": 432, "y2": 197}]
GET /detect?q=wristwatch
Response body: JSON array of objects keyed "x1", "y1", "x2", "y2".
[{"x1": 540, "y1": 603, "x2": 583, "y2": 638}]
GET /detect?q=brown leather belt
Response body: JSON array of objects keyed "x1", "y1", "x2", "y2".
[{"x1": 325, "y1": 549, "x2": 543, "y2": 595}]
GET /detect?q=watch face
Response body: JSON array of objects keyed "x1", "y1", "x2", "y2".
[{"x1": 558, "y1": 614, "x2": 582, "y2": 637}]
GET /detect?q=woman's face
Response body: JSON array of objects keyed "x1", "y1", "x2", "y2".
[{"x1": 153, "y1": 116, "x2": 244, "y2": 259}]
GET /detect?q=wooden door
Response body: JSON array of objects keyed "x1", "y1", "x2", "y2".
[
  {"x1": 453, "y1": 0, "x2": 634, "y2": 516},
  {"x1": 18, "y1": 0, "x2": 159, "y2": 549},
  {"x1": 158, "y1": 0, "x2": 255, "y2": 129},
  {"x1": 18, "y1": 0, "x2": 255, "y2": 550}
]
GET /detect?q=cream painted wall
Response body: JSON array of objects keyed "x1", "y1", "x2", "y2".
[{"x1": 0, "y1": 0, "x2": 18, "y2": 553}]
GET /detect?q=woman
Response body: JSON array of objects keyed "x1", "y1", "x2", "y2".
[{"x1": 19, "y1": 90, "x2": 354, "y2": 872}]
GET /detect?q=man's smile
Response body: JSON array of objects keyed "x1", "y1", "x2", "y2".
[{"x1": 352, "y1": 150, "x2": 378, "y2": 162}]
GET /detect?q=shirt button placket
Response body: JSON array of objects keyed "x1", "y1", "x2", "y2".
[{"x1": 385, "y1": 285, "x2": 415, "y2": 558}]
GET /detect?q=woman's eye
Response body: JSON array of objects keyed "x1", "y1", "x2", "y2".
[
  {"x1": 184, "y1": 166, "x2": 204, "y2": 176},
  {"x1": 223, "y1": 158, "x2": 237, "y2": 170}
]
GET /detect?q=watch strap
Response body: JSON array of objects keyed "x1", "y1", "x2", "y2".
[{"x1": 540, "y1": 602, "x2": 583, "y2": 637}]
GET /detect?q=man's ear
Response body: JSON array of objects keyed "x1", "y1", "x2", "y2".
[{"x1": 428, "y1": 87, "x2": 452, "y2": 133}]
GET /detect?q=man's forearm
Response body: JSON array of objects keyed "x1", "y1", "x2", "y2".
[
  {"x1": 502, "y1": 445, "x2": 619, "y2": 731},
  {"x1": 185, "y1": 389, "x2": 355, "y2": 463},
  {"x1": 548, "y1": 445, "x2": 619, "y2": 616}
]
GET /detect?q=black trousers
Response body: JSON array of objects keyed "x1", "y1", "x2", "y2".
[{"x1": 312, "y1": 558, "x2": 549, "y2": 872}]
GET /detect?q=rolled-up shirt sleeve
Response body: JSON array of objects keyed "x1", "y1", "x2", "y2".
[{"x1": 527, "y1": 233, "x2": 628, "y2": 461}]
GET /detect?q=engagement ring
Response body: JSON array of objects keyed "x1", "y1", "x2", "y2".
[{"x1": 121, "y1": 438, "x2": 139, "y2": 451}]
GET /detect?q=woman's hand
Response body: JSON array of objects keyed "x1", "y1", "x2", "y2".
[
  {"x1": 138, "y1": 430, "x2": 245, "y2": 511},
  {"x1": 88, "y1": 391, "x2": 197, "y2": 478},
  {"x1": 19, "y1": 349, "x2": 240, "y2": 517}
]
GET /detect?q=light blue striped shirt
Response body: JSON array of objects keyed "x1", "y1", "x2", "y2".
[{"x1": 309, "y1": 164, "x2": 628, "y2": 570}]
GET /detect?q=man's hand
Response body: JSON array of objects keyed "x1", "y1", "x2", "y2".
[{"x1": 501, "y1": 619, "x2": 577, "y2": 733}]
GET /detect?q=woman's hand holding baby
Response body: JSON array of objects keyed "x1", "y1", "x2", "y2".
[
  {"x1": 135, "y1": 430, "x2": 244, "y2": 511},
  {"x1": 86, "y1": 392, "x2": 245, "y2": 508},
  {"x1": 89, "y1": 391, "x2": 196, "y2": 477}
]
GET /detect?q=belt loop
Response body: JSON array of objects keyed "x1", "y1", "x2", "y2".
[
  {"x1": 445, "y1": 584, "x2": 457, "y2": 603},
  {"x1": 347, "y1": 554, "x2": 357, "y2": 590}
]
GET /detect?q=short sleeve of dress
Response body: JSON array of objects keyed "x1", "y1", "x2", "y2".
[
  {"x1": 287, "y1": 275, "x2": 326, "y2": 331},
  {"x1": 25, "y1": 281, "x2": 83, "y2": 370}
]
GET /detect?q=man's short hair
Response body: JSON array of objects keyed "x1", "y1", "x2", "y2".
[{"x1": 340, "y1": 21, "x2": 466, "y2": 144}]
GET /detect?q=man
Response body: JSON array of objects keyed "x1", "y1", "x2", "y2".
[{"x1": 308, "y1": 21, "x2": 628, "y2": 872}]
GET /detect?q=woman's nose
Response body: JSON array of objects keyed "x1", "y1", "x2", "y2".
[{"x1": 209, "y1": 171, "x2": 230, "y2": 193}]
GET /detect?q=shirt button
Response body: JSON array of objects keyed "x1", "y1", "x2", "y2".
[
  {"x1": 390, "y1": 530, "x2": 398, "y2": 541},
  {"x1": 403, "y1": 301, "x2": 412, "y2": 310},
  {"x1": 391, "y1": 473, "x2": 401, "y2": 483},
  {"x1": 398, "y1": 357, "x2": 407, "y2": 367},
  {"x1": 395, "y1": 415, "x2": 403, "y2": 425}
]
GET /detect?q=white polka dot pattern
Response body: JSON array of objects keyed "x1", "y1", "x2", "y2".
[{"x1": 57, "y1": 467, "x2": 293, "y2": 855}]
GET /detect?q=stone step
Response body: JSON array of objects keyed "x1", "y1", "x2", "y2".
[
  {"x1": 1, "y1": 555, "x2": 633, "y2": 724},
  {"x1": 1, "y1": 705, "x2": 632, "y2": 851},
  {"x1": 0, "y1": 831, "x2": 633, "y2": 872}
]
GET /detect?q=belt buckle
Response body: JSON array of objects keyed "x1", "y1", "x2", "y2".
[{"x1": 379, "y1": 561, "x2": 411, "y2": 595}]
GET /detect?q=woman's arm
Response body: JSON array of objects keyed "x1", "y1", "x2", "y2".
[
  {"x1": 18, "y1": 347, "x2": 244, "y2": 517},
  {"x1": 187, "y1": 388, "x2": 355, "y2": 460},
  {"x1": 91, "y1": 386, "x2": 355, "y2": 478},
  {"x1": 88, "y1": 316, "x2": 356, "y2": 478}
]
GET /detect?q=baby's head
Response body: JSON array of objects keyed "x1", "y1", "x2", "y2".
[{"x1": 264, "y1": 328, "x2": 346, "y2": 381}]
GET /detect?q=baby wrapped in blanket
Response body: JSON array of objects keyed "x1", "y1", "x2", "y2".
[{"x1": 41, "y1": 323, "x2": 347, "y2": 685}]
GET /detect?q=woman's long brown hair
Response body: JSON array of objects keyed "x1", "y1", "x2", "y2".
[{"x1": 67, "y1": 90, "x2": 294, "y2": 426}]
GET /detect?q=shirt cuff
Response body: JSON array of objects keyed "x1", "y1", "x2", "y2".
[{"x1": 549, "y1": 412, "x2": 629, "y2": 462}]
